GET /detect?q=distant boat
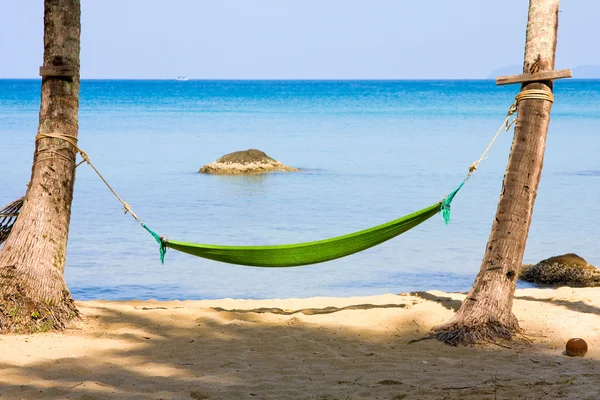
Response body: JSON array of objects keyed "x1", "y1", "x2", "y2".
[{"x1": 176, "y1": 76, "x2": 189, "y2": 81}]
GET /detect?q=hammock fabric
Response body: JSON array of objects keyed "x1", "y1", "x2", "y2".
[
  {"x1": 145, "y1": 183, "x2": 463, "y2": 267},
  {"x1": 0, "y1": 197, "x2": 23, "y2": 246}
]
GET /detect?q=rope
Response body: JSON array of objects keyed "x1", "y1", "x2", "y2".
[
  {"x1": 34, "y1": 132, "x2": 142, "y2": 224},
  {"x1": 33, "y1": 133, "x2": 77, "y2": 166},
  {"x1": 36, "y1": 132, "x2": 79, "y2": 148},
  {"x1": 440, "y1": 88, "x2": 555, "y2": 225},
  {"x1": 516, "y1": 89, "x2": 555, "y2": 103},
  {"x1": 28, "y1": 87, "x2": 556, "y2": 241},
  {"x1": 463, "y1": 88, "x2": 554, "y2": 182}
]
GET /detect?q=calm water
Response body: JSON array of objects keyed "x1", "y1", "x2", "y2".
[{"x1": 1, "y1": 79, "x2": 599, "y2": 300}]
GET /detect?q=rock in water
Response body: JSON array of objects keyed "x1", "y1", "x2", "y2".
[
  {"x1": 519, "y1": 253, "x2": 600, "y2": 286},
  {"x1": 199, "y1": 149, "x2": 298, "y2": 175}
]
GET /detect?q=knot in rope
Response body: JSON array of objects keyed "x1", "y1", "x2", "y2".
[
  {"x1": 122, "y1": 202, "x2": 139, "y2": 221},
  {"x1": 505, "y1": 102, "x2": 519, "y2": 130},
  {"x1": 78, "y1": 149, "x2": 91, "y2": 164}
]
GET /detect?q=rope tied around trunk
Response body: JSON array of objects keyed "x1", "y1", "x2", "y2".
[
  {"x1": 34, "y1": 132, "x2": 142, "y2": 224},
  {"x1": 33, "y1": 132, "x2": 79, "y2": 166},
  {"x1": 440, "y1": 89, "x2": 554, "y2": 225}
]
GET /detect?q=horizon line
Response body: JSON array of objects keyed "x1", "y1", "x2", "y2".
[{"x1": 2, "y1": 77, "x2": 599, "y2": 81}]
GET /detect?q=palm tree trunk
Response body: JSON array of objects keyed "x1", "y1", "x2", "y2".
[
  {"x1": 432, "y1": 0, "x2": 560, "y2": 345},
  {"x1": 0, "y1": 0, "x2": 81, "y2": 333}
]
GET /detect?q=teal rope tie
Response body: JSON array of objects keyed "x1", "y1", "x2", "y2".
[
  {"x1": 143, "y1": 224, "x2": 167, "y2": 264},
  {"x1": 440, "y1": 181, "x2": 464, "y2": 225}
]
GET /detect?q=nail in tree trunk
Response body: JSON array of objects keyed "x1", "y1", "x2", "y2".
[
  {"x1": 432, "y1": 0, "x2": 560, "y2": 345},
  {"x1": 0, "y1": 0, "x2": 81, "y2": 333}
]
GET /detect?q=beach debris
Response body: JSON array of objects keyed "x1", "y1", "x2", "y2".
[
  {"x1": 378, "y1": 379, "x2": 403, "y2": 385},
  {"x1": 518, "y1": 253, "x2": 600, "y2": 286},
  {"x1": 565, "y1": 338, "x2": 588, "y2": 357},
  {"x1": 190, "y1": 392, "x2": 210, "y2": 400},
  {"x1": 199, "y1": 149, "x2": 298, "y2": 175}
]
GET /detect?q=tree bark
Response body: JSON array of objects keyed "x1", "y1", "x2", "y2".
[
  {"x1": 432, "y1": 0, "x2": 560, "y2": 346},
  {"x1": 0, "y1": 0, "x2": 80, "y2": 333}
]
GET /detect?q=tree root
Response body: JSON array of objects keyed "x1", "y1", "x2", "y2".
[
  {"x1": 432, "y1": 320, "x2": 520, "y2": 347},
  {"x1": 0, "y1": 290, "x2": 79, "y2": 334}
]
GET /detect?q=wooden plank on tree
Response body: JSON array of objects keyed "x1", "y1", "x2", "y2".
[
  {"x1": 496, "y1": 69, "x2": 572, "y2": 86},
  {"x1": 39, "y1": 66, "x2": 76, "y2": 77}
]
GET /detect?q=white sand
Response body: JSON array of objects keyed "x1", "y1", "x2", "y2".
[{"x1": 1, "y1": 287, "x2": 599, "y2": 399}]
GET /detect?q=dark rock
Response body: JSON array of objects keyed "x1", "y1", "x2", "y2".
[
  {"x1": 519, "y1": 253, "x2": 600, "y2": 286},
  {"x1": 199, "y1": 149, "x2": 298, "y2": 175}
]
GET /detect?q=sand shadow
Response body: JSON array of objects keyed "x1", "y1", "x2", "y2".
[
  {"x1": 0, "y1": 298, "x2": 599, "y2": 400},
  {"x1": 413, "y1": 291, "x2": 462, "y2": 312},
  {"x1": 516, "y1": 295, "x2": 600, "y2": 316},
  {"x1": 211, "y1": 303, "x2": 408, "y2": 315}
]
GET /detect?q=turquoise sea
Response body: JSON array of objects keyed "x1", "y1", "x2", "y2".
[{"x1": 1, "y1": 79, "x2": 599, "y2": 300}]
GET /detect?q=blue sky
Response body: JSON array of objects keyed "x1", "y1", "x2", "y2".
[{"x1": 1, "y1": 1, "x2": 598, "y2": 79}]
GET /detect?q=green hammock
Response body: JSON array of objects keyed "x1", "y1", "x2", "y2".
[
  {"x1": 4, "y1": 179, "x2": 462, "y2": 268},
  {"x1": 144, "y1": 183, "x2": 463, "y2": 267}
]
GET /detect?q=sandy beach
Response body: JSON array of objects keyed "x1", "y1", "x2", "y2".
[{"x1": 0, "y1": 287, "x2": 598, "y2": 400}]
